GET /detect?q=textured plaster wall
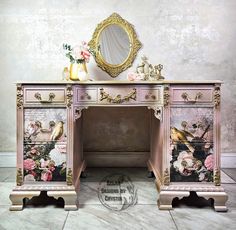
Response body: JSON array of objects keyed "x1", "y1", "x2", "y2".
[{"x1": 0, "y1": 0, "x2": 235, "y2": 152}]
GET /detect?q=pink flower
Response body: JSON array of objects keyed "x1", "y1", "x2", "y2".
[
  {"x1": 81, "y1": 50, "x2": 90, "y2": 60},
  {"x1": 73, "y1": 46, "x2": 83, "y2": 59},
  {"x1": 30, "y1": 147, "x2": 37, "y2": 155},
  {"x1": 24, "y1": 159, "x2": 36, "y2": 171},
  {"x1": 40, "y1": 159, "x2": 49, "y2": 168},
  {"x1": 127, "y1": 72, "x2": 138, "y2": 81},
  {"x1": 204, "y1": 155, "x2": 214, "y2": 171},
  {"x1": 30, "y1": 171, "x2": 36, "y2": 177},
  {"x1": 41, "y1": 170, "x2": 52, "y2": 181}
]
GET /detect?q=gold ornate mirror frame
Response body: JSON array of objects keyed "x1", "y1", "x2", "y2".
[{"x1": 88, "y1": 13, "x2": 142, "y2": 78}]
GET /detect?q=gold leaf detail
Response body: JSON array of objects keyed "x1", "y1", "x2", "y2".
[
  {"x1": 16, "y1": 84, "x2": 23, "y2": 109},
  {"x1": 66, "y1": 85, "x2": 73, "y2": 108},
  {"x1": 67, "y1": 168, "x2": 73, "y2": 186},
  {"x1": 16, "y1": 168, "x2": 23, "y2": 186}
]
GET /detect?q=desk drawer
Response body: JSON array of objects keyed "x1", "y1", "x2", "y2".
[
  {"x1": 139, "y1": 88, "x2": 161, "y2": 103},
  {"x1": 24, "y1": 87, "x2": 66, "y2": 105},
  {"x1": 171, "y1": 86, "x2": 213, "y2": 104},
  {"x1": 74, "y1": 87, "x2": 98, "y2": 103}
]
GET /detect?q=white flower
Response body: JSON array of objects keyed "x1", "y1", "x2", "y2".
[{"x1": 24, "y1": 174, "x2": 35, "y2": 181}]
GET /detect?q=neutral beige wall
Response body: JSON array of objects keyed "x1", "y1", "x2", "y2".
[{"x1": 0, "y1": 0, "x2": 235, "y2": 152}]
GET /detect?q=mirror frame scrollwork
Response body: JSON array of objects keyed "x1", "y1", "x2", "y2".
[{"x1": 88, "y1": 13, "x2": 142, "y2": 78}]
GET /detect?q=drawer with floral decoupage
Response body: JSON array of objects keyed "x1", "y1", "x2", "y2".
[
  {"x1": 23, "y1": 108, "x2": 67, "y2": 182},
  {"x1": 169, "y1": 107, "x2": 214, "y2": 183}
]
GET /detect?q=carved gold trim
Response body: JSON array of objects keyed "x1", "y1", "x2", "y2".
[
  {"x1": 16, "y1": 84, "x2": 23, "y2": 109},
  {"x1": 66, "y1": 85, "x2": 73, "y2": 108},
  {"x1": 74, "y1": 106, "x2": 89, "y2": 120},
  {"x1": 148, "y1": 106, "x2": 162, "y2": 120},
  {"x1": 88, "y1": 13, "x2": 142, "y2": 78},
  {"x1": 100, "y1": 88, "x2": 136, "y2": 104},
  {"x1": 67, "y1": 168, "x2": 73, "y2": 186},
  {"x1": 214, "y1": 168, "x2": 221, "y2": 186},
  {"x1": 214, "y1": 86, "x2": 220, "y2": 108},
  {"x1": 16, "y1": 168, "x2": 23, "y2": 186},
  {"x1": 163, "y1": 168, "x2": 170, "y2": 186},
  {"x1": 163, "y1": 86, "x2": 169, "y2": 106}
]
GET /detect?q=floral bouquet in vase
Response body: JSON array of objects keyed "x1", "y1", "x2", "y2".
[{"x1": 63, "y1": 41, "x2": 95, "y2": 81}]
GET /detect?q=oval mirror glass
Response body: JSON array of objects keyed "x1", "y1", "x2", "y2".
[{"x1": 99, "y1": 24, "x2": 130, "y2": 65}]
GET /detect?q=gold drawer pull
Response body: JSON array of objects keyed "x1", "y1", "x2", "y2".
[
  {"x1": 181, "y1": 92, "x2": 203, "y2": 103},
  {"x1": 145, "y1": 94, "x2": 156, "y2": 100},
  {"x1": 100, "y1": 88, "x2": 136, "y2": 104},
  {"x1": 80, "y1": 93, "x2": 91, "y2": 100},
  {"x1": 34, "y1": 92, "x2": 55, "y2": 103}
]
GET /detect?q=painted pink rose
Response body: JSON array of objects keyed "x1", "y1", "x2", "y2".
[
  {"x1": 40, "y1": 159, "x2": 49, "y2": 168},
  {"x1": 81, "y1": 50, "x2": 90, "y2": 60},
  {"x1": 204, "y1": 155, "x2": 214, "y2": 171},
  {"x1": 127, "y1": 72, "x2": 138, "y2": 81},
  {"x1": 41, "y1": 170, "x2": 52, "y2": 181},
  {"x1": 24, "y1": 159, "x2": 36, "y2": 171},
  {"x1": 30, "y1": 147, "x2": 37, "y2": 155}
]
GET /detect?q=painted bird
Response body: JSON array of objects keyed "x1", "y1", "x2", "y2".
[
  {"x1": 50, "y1": 121, "x2": 64, "y2": 141},
  {"x1": 170, "y1": 127, "x2": 195, "y2": 153}
]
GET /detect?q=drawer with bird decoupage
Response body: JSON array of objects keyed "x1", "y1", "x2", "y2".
[
  {"x1": 23, "y1": 108, "x2": 67, "y2": 182},
  {"x1": 169, "y1": 107, "x2": 214, "y2": 183}
]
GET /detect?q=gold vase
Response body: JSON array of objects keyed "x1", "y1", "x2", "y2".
[{"x1": 70, "y1": 62, "x2": 88, "y2": 81}]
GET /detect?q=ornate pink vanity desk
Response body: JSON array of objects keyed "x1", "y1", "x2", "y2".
[{"x1": 10, "y1": 80, "x2": 228, "y2": 211}]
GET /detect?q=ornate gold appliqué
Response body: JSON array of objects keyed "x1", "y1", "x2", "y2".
[
  {"x1": 163, "y1": 168, "x2": 170, "y2": 185},
  {"x1": 66, "y1": 85, "x2": 73, "y2": 108},
  {"x1": 214, "y1": 168, "x2": 221, "y2": 186},
  {"x1": 148, "y1": 106, "x2": 162, "y2": 120},
  {"x1": 16, "y1": 84, "x2": 23, "y2": 109},
  {"x1": 16, "y1": 168, "x2": 23, "y2": 186},
  {"x1": 214, "y1": 86, "x2": 220, "y2": 108},
  {"x1": 74, "y1": 106, "x2": 89, "y2": 120},
  {"x1": 67, "y1": 168, "x2": 73, "y2": 186},
  {"x1": 163, "y1": 86, "x2": 169, "y2": 106},
  {"x1": 100, "y1": 88, "x2": 136, "y2": 104}
]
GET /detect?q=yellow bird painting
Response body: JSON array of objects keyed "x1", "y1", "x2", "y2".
[
  {"x1": 170, "y1": 127, "x2": 195, "y2": 153},
  {"x1": 50, "y1": 121, "x2": 64, "y2": 141}
]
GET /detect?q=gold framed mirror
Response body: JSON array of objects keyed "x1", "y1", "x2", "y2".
[{"x1": 88, "y1": 13, "x2": 142, "y2": 78}]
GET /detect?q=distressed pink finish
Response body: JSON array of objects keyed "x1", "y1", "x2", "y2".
[{"x1": 11, "y1": 81, "x2": 227, "y2": 211}]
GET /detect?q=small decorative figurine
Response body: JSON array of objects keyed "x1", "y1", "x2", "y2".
[{"x1": 127, "y1": 55, "x2": 165, "y2": 81}]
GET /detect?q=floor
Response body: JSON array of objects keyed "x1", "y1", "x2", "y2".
[{"x1": 0, "y1": 167, "x2": 235, "y2": 230}]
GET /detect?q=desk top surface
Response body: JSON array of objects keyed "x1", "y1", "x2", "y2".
[{"x1": 16, "y1": 80, "x2": 222, "y2": 85}]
